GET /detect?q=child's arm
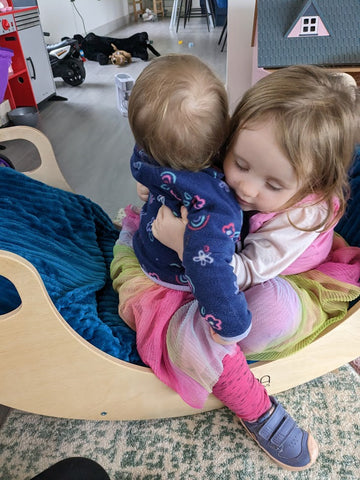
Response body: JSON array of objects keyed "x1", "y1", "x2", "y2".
[
  {"x1": 179, "y1": 200, "x2": 251, "y2": 344},
  {"x1": 153, "y1": 203, "x2": 330, "y2": 292},
  {"x1": 152, "y1": 207, "x2": 248, "y2": 346},
  {"x1": 231, "y1": 205, "x2": 329, "y2": 289}
]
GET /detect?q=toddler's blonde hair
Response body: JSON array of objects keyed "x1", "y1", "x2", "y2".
[
  {"x1": 227, "y1": 65, "x2": 360, "y2": 228},
  {"x1": 128, "y1": 54, "x2": 229, "y2": 171}
]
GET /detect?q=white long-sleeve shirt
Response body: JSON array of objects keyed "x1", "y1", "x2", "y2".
[{"x1": 230, "y1": 201, "x2": 333, "y2": 290}]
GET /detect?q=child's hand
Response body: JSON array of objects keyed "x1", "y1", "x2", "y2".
[
  {"x1": 210, "y1": 328, "x2": 237, "y2": 345},
  {"x1": 152, "y1": 205, "x2": 188, "y2": 260},
  {"x1": 137, "y1": 182, "x2": 150, "y2": 202}
]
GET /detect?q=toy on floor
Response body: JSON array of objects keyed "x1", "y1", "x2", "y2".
[
  {"x1": 115, "y1": 73, "x2": 134, "y2": 117},
  {"x1": 73, "y1": 32, "x2": 160, "y2": 65},
  {"x1": 142, "y1": 8, "x2": 156, "y2": 21},
  {"x1": 109, "y1": 45, "x2": 132, "y2": 66}
]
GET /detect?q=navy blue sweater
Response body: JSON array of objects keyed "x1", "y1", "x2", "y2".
[{"x1": 131, "y1": 146, "x2": 252, "y2": 341}]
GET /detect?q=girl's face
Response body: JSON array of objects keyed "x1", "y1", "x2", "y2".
[{"x1": 223, "y1": 119, "x2": 301, "y2": 213}]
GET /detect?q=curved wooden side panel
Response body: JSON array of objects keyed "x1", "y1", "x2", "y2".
[
  {"x1": 0, "y1": 126, "x2": 72, "y2": 192},
  {"x1": 1, "y1": 249, "x2": 359, "y2": 420}
]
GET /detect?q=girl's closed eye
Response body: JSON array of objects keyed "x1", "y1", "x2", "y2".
[
  {"x1": 236, "y1": 161, "x2": 249, "y2": 172},
  {"x1": 266, "y1": 182, "x2": 283, "y2": 191}
]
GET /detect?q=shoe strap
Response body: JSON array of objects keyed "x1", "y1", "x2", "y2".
[
  {"x1": 258, "y1": 402, "x2": 287, "y2": 441},
  {"x1": 269, "y1": 415, "x2": 297, "y2": 448}
]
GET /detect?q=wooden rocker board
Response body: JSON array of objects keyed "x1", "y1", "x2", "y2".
[{"x1": 0, "y1": 126, "x2": 359, "y2": 421}]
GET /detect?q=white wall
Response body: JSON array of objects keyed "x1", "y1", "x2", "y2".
[
  {"x1": 226, "y1": 0, "x2": 256, "y2": 112},
  {"x1": 37, "y1": 0, "x2": 129, "y2": 43}
]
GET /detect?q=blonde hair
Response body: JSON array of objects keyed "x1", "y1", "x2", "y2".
[
  {"x1": 128, "y1": 54, "x2": 229, "y2": 171},
  {"x1": 227, "y1": 65, "x2": 360, "y2": 229}
]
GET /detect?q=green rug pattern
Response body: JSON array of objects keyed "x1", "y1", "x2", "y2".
[{"x1": 0, "y1": 365, "x2": 359, "y2": 480}]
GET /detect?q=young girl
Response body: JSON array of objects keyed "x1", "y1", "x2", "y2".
[
  {"x1": 153, "y1": 65, "x2": 360, "y2": 361},
  {"x1": 111, "y1": 59, "x2": 322, "y2": 471}
]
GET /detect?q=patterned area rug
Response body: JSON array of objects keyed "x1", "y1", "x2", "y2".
[{"x1": 0, "y1": 365, "x2": 359, "y2": 480}]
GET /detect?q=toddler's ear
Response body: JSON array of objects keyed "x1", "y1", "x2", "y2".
[{"x1": 333, "y1": 72, "x2": 357, "y2": 88}]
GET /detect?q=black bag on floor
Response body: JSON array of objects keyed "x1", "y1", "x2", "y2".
[{"x1": 73, "y1": 32, "x2": 161, "y2": 65}]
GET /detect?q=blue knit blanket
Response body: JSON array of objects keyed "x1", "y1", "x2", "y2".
[{"x1": 0, "y1": 167, "x2": 142, "y2": 365}]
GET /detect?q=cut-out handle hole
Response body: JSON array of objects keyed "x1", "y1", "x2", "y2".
[{"x1": 0, "y1": 275, "x2": 21, "y2": 314}]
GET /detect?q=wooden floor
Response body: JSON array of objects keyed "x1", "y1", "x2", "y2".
[{"x1": 2, "y1": 17, "x2": 226, "y2": 219}]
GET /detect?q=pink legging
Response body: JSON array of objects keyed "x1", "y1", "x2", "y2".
[
  {"x1": 212, "y1": 345, "x2": 271, "y2": 422},
  {"x1": 212, "y1": 277, "x2": 301, "y2": 421}
]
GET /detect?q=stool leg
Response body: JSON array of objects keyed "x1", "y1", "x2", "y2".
[
  {"x1": 184, "y1": 0, "x2": 191, "y2": 28},
  {"x1": 218, "y1": 18, "x2": 227, "y2": 45},
  {"x1": 205, "y1": 8, "x2": 210, "y2": 32},
  {"x1": 153, "y1": 0, "x2": 164, "y2": 17},
  {"x1": 176, "y1": 0, "x2": 184, "y2": 32},
  {"x1": 207, "y1": 0, "x2": 216, "y2": 28},
  {"x1": 221, "y1": 31, "x2": 227, "y2": 52},
  {"x1": 133, "y1": 0, "x2": 144, "y2": 22}
]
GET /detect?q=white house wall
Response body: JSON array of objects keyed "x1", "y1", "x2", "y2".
[{"x1": 37, "y1": 0, "x2": 129, "y2": 43}]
